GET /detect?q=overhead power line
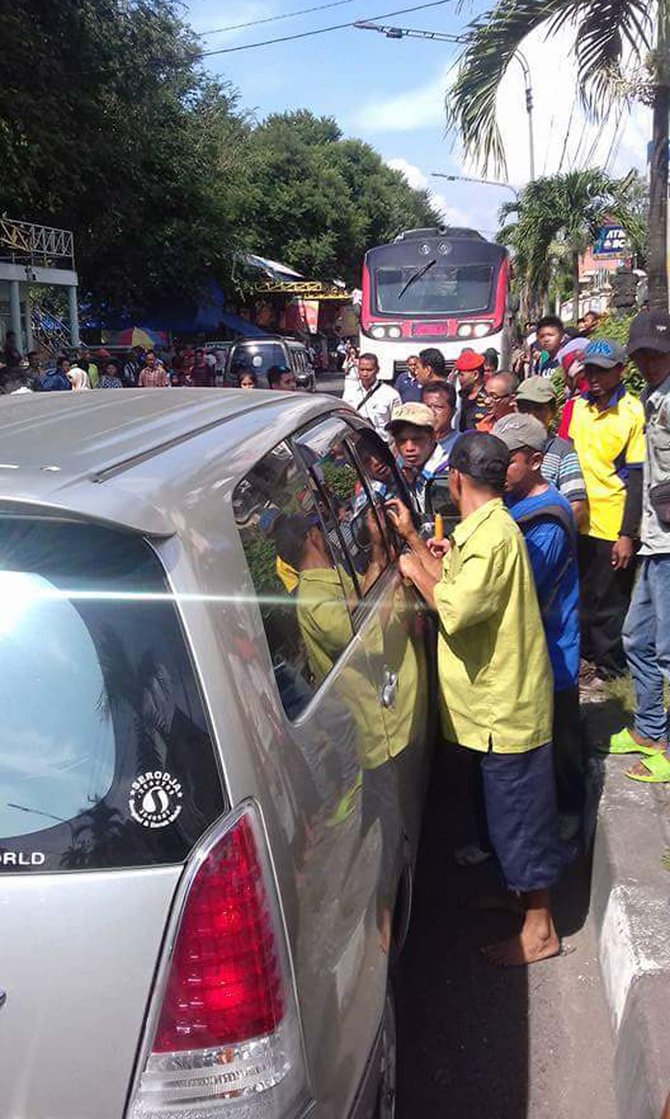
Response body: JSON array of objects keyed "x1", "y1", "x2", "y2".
[
  {"x1": 198, "y1": 0, "x2": 356, "y2": 38},
  {"x1": 197, "y1": 0, "x2": 455, "y2": 57}
]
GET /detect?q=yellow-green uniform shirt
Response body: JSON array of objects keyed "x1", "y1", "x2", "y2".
[
  {"x1": 568, "y1": 387, "x2": 646, "y2": 542},
  {"x1": 296, "y1": 566, "x2": 390, "y2": 769},
  {"x1": 434, "y1": 499, "x2": 553, "y2": 754}
]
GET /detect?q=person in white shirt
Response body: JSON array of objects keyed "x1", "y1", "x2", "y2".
[{"x1": 342, "y1": 352, "x2": 400, "y2": 442}]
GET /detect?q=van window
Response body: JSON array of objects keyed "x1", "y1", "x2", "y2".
[
  {"x1": 234, "y1": 441, "x2": 356, "y2": 720},
  {"x1": 0, "y1": 519, "x2": 224, "y2": 872},
  {"x1": 229, "y1": 341, "x2": 286, "y2": 381},
  {"x1": 293, "y1": 417, "x2": 392, "y2": 603}
]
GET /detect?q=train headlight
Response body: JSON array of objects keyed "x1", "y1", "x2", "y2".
[
  {"x1": 387, "y1": 326, "x2": 402, "y2": 338},
  {"x1": 473, "y1": 323, "x2": 490, "y2": 337},
  {"x1": 457, "y1": 324, "x2": 473, "y2": 338},
  {"x1": 371, "y1": 326, "x2": 386, "y2": 339}
]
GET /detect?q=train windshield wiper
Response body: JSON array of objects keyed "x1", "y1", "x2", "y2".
[{"x1": 397, "y1": 258, "x2": 436, "y2": 301}]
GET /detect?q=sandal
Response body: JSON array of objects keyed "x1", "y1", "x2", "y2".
[
  {"x1": 598, "y1": 727, "x2": 665, "y2": 757},
  {"x1": 625, "y1": 751, "x2": 670, "y2": 783}
]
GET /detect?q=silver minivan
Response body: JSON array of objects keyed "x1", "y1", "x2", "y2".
[{"x1": 0, "y1": 389, "x2": 433, "y2": 1119}]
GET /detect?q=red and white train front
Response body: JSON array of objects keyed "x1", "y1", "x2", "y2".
[{"x1": 359, "y1": 227, "x2": 511, "y2": 381}]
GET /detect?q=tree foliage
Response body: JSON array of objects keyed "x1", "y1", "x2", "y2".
[
  {"x1": 444, "y1": 0, "x2": 668, "y2": 308},
  {"x1": 445, "y1": 0, "x2": 650, "y2": 177},
  {"x1": 497, "y1": 169, "x2": 643, "y2": 314},
  {"x1": 238, "y1": 111, "x2": 440, "y2": 287},
  {"x1": 0, "y1": 3, "x2": 439, "y2": 314}
]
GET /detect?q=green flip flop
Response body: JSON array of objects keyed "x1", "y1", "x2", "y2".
[
  {"x1": 599, "y1": 727, "x2": 664, "y2": 757},
  {"x1": 626, "y1": 751, "x2": 670, "y2": 783}
]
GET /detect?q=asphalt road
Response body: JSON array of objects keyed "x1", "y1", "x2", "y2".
[{"x1": 395, "y1": 747, "x2": 617, "y2": 1119}]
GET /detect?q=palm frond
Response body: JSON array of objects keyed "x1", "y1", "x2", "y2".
[
  {"x1": 445, "y1": 0, "x2": 577, "y2": 175},
  {"x1": 565, "y1": 0, "x2": 650, "y2": 113}
]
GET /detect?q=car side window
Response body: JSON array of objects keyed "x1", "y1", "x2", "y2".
[
  {"x1": 345, "y1": 424, "x2": 409, "y2": 554},
  {"x1": 293, "y1": 416, "x2": 392, "y2": 604},
  {"x1": 234, "y1": 440, "x2": 356, "y2": 721}
]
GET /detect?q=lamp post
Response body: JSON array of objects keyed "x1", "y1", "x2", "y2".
[
  {"x1": 355, "y1": 21, "x2": 535, "y2": 183},
  {"x1": 431, "y1": 173, "x2": 519, "y2": 200}
]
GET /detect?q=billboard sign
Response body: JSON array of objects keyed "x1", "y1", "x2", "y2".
[{"x1": 593, "y1": 225, "x2": 628, "y2": 258}]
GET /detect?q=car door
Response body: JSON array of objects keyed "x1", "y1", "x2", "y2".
[
  {"x1": 233, "y1": 434, "x2": 395, "y2": 1118},
  {"x1": 295, "y1": 418, "x2": 431, "y2": 863}
]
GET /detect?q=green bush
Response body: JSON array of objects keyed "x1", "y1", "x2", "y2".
[{"x1": 591, "y1": 313, "x2": 645, "y2": 396}]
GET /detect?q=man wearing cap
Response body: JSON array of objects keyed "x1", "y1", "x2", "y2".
[
  {"x1": 456, "y1": 350, "x2": 488, "y2": 432},
  {"x1": 342, "y1": 352, "x2": 400, "y2": 442},
  {"x1": 386, "y1": 432, "x2": 564, "y2": 966},
  {"x1": 387, "y1": 403, "x2": 449, "y2": 514},
  {"x1": 608, "y1": 311, "x2": 670, "y2": 782},
  {"x1": 567, "y1": 338, "x2": 645, "y2": 679},
  {"x1": 493, "y1": 413, "x2": 583, "y2": 837},
  {"x1": 516, "y1": 376, "x2": 587, "y2": 527}
]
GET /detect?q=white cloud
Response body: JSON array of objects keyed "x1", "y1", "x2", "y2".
[
  {"x1": 352, "y1": 69, "x2": 449, "y2": 133},
  {"x1": 385, "y1": 157, "x2": 493, "y2": 231}
]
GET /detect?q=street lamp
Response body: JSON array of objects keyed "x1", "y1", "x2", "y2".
[
  {"x1": 431, "y1": 173, "x2": 519, "y2": 200},
  {"x1": 355, "y1": 21, "x2": 535, "y2": 182}
]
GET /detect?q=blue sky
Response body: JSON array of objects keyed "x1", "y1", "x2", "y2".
[{"x1": 185, "y1": 0, "x2": 650, "y2": 243}]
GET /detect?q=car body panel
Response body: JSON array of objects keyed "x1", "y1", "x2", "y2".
[
  {"x1": 0, "y1": 867, "x2": 180, "y2": 1119},
  {"x1": 0, "y1": 391, "x2": 431, "y2": 1118}
]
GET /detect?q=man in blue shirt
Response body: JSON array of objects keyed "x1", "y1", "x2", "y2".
[
  {"x1": 494, "y1": 413, "x2": 583, "y2": 839},
  {"x1": 395, "y1": 354, "x2": 423, "y2": 402}
]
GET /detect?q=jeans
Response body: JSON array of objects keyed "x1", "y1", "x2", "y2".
[{"x1": 622, "y1": 556, "x2": 670, "y2": 742}]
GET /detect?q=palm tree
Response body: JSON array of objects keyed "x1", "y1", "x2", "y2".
[
  {"x1": 498, "y1": 169, "x2": 644, "y2": 316},
  {"x1": 445, "y1": 0, "x2": 669, "y2": 309}
]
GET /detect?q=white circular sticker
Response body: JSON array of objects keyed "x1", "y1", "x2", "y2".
[{"x1": 129, "y1": 771, "x2": 183, "y2": 829}]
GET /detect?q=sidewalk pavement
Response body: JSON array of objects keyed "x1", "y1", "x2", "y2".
[{"x1": 585, "y1": 716, "x2": 670, "y2": 1119}]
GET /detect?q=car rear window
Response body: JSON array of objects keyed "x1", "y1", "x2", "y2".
[
  {"x1": 229, "y1": 342, "x2": 286, "y2": 382},
  {"x1": 0, "y1": 519, "x2": 224, "y2": 873}
]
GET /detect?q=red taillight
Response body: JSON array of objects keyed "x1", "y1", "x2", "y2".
[{"x1": 153, "y1": 815, "x2": 284, "y2": 1053}]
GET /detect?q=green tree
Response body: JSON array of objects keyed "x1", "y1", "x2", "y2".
[
  {"x1": 445, "y1": 0, "x2": 668, "y2": 309},
  {"x1": 0, "y1": 0, "x2": 250, "y2": 312},
  {"x1": 240, "y1": 111, "x2": 440, "y2": 286},
  {"x1": 497, "y1": 170, "x2": 643, "y2": 317}
]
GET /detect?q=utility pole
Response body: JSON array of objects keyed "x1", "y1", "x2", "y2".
[{"x1": 355, "y1": 21, "x2": 536, "y2": 183}]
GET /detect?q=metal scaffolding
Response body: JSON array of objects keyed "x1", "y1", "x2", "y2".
[
  {"x1": 0, "y1": 218, "x2": 75, "y2": 269},
  {"x1": 0, "y1": 218, "x2": 79, "y2": 351}
]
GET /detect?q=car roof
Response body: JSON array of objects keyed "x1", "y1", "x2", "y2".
[{"x1": 0, "y1": 389, "x2": 340, "y2": 536}]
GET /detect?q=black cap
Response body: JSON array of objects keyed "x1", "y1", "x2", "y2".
[
  {"x1": 627, "y1": 310, "x2": 670, "y2": 356},
  {"x1": 449, "y1": 431, "x2": 510, "y2": 490}
]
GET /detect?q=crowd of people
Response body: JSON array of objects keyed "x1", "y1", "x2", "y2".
[{"x1": 339, "y1": 311, "x2": 669, "y2": 965}]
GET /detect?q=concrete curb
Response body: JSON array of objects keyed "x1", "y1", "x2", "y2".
[{"x1": 589, "y1": 754, "x2": 670, "y2": 1119}]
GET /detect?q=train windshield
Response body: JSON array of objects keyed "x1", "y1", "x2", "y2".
[{"x1": 374, "y1": 262, "x2": 495, "y2": 316}]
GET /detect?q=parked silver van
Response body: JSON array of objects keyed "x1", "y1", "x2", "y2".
[
  {"x1": 0, "y1": 389, "x2": 433, "y2": 1119},
  {"x1": 226, "y1": 336, "x2": 317, "y2": 391}
]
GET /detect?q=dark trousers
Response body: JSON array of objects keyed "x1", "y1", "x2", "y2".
[
  {"x1": 553, "y1": 685, "x2": 584, "y2": 816},
  {"x1": 578, "y1": 535, "x2": 634, "y2": 677}
]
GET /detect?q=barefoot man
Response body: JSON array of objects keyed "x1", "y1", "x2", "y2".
[{"x1": 387, "y1": 431, "x2": 566, "y2": 966}]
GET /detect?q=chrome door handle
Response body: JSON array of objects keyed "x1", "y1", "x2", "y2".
[{"x1": 380, "y1": 668, "x2": 398, "y2": 708}]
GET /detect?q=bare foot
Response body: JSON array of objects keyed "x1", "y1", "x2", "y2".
[
  {"x1": 626, "y1": 749, "x2": 670, "y2": 778},
  {"x1": 481, "y1": 927, "x2": 561, "y2": 967}
]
